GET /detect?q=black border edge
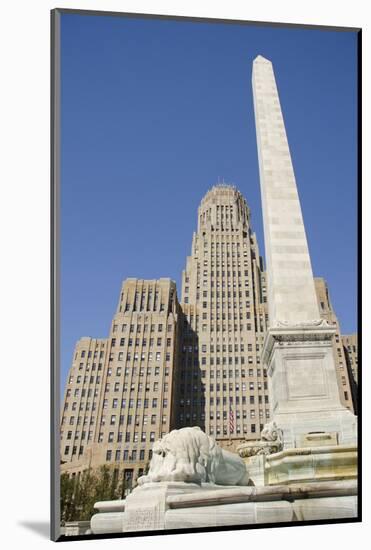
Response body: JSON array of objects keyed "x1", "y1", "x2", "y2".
[
  {"x1": 56, "y1": 516, "x2": 361, "y2": 543},
  {"x1": 53, "y1": 7, "x2": 361, "y2": 32},
  {"x1": 356, "y1": 27, "x2": 362, "y2": 524},
  {"x1": 51, "y1": 8, "x2": 362, "y2": 543},
  {"x1": 51, "y1": 7, "x2": 62, "y2": 543}
]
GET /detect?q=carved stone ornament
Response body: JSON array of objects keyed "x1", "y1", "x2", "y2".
[
  {"x1": 261, "y1": 421, "x2": 283, "y2": 443},
  {"x1": 137, "y1": 426, "x2": 250, "y2": 486},
  {"x1": 237, "y1": 421, "x2": 283, "y2": 458},
  {"x1": 275, "y1": 319, "x2": 332, "y2": 328}
]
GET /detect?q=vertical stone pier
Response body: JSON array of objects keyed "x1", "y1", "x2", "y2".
[{"x1": 252, "y1": 56, "x2": 357, "y2": 449}]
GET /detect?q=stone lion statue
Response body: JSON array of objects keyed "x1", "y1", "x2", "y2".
[{"x1": 138, "y1": 427, "x2": 250, "y2": 486}]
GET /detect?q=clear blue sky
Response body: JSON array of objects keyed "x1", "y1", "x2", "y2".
[{"x1": 60, "y1": 13, "x2": 358, "y2": 391}]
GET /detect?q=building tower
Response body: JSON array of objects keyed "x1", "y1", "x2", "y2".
[
  {"x1": 60, "y1": 337, "x2": 108, "y2": 466},
  {"x1": 175, "y1": 184, "x2": 269, "y2": 451},
  {"x1": 61, "y1": 278, "x2": 181, "y2": 485}
]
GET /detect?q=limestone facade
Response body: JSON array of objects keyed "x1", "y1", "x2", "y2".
[{"x1": 60, "y1": 337, "x2": 108, "y2": 465}]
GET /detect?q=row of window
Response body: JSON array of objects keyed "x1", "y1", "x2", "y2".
[
  {"x1": 180, "y1": 394, "x2": 268, "y2": 406},
  {"x1": 78, "y1": 349, "x2": 105, "y2": 359},
  {"x1": 69, "y1": 366, "x2": 171, "y2": 387},
  {"x1": 181, "y1": 382, "x2": 266, "y2": 392},
  {"x1": 209, "y1": 424, "x2": 262, "y2": 435},
  {"x1": 101, "y1": 399, "x2": 168, "y2": 419},
  {"x1": 64, "y1": 401, "x2": 97, "y2": 412},
  {"x1": 193, "y1": 281, "x2": 250, "y2": 289},
  {"x1": 112, "y1": 368, "x2": 169, "y2": 381},
  {"x1": 181, "y1": 356, "x2": 261, "y2": 366},
  {"x1": 66, "y1": 388, "x2": 99, "y2": 398},
  {"x1": 62, "y1": 416, "x2": 95, "y2": 426},
  {"x1": 181, "y1": 312, "x2": 264, "y2": 332},
  {"x1": 68, "y1": 375, "x2": 101, "y2": 385},
  {"x1": 196, "y1": 240, "x2": 247, "y2": 248},
  {"x1": 102, "y1": 430, "x2": 164, "y2": 443},
  {"x1": 109, "y1": 351, "x2": 168, "y2": 362},
  {"x1": 202, "y1": 300, "x2": 251, "y2": 312},
  {"x1": 61, "y1": 430, "x2": 92, "y2": 441},
  {"x1": 111, "y1": 337, "x2": 172, "y2": 348},
  {"x1": 77, "y1": 362, "x2": 103, "y2": 371},
  {"x1": 180, "y1": 369, "x2": 267, "y2": 379},
  {"x1": 210, "y1": 343, "x2": 257, "y2": 352},
  {"x1": 105, "y1": 448, "x2": 153, "y2": 462},
  {"x1": 185, "y1": 290, "x2": 251, "y2": 299},
  {"x1": 113, "y1": 323, "x2": 173, "y2": 333},
  {"x1": 103, "y1": 397, "x2": 168, "y2": 409},
  {"x1": 198, "y1": 271, "x2": 251, "y2": 280},
  {"x1": 64, "y1": 390, "x2": 170, "y2": 412},
  {"x1": 122, "y1": 303, "x2": 166, "y2": 313},
  {"x1": 108, "y1": 380, "x2": 168, "y2": 391}
]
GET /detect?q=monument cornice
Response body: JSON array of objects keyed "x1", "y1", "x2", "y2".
[{"x1": 261, "y1": 320, "x2": 336, "y2": 366}]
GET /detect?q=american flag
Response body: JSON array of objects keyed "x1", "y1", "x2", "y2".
[{"x1": 229, "y1": 406, "x2": 235, "y2": 434}]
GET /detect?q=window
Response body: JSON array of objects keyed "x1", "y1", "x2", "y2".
[{"x1": 106, "y1": 450, "x2": 112, "y2": 461}]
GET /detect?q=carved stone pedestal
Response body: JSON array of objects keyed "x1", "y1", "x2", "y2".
[
  {"x1": 90, "y1": 480, "x2": 357, "y2": 534},
  {"x1": 262, "y1": 324, "x2": 357, "y2": 450}
]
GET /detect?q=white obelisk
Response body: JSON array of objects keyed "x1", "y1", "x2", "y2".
[{"x1": 252, "y1": 55, "x2": 356, "y2": 448}]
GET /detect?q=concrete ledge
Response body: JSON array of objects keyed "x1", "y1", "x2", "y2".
[
  {"x1": 166, "y1": 480, "x2": 357, "y2": 508},
  {"x1": 94, "y1": 499, "x2": 126, "y2": 513}
]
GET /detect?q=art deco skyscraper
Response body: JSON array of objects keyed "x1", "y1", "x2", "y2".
[{"x1": 175, "y1": 184, "x2": 270, "y2": 451}]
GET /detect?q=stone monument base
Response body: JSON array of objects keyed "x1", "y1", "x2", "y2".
[
  {"x1": 238, "y1": 442, "x2": 357, "y2": 487},
  {"x1": 90, "y1": 480, "x2": 357, "y2": 534}
]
